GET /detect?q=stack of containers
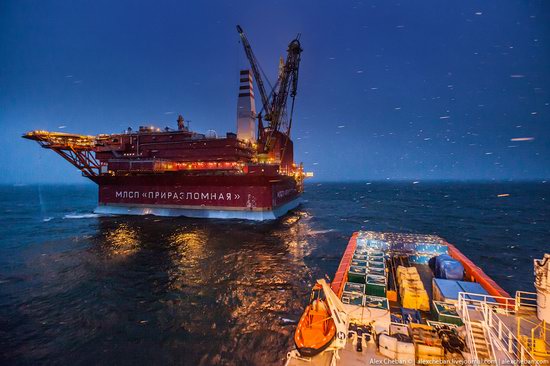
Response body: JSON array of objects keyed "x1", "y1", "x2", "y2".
[
  {"x1": 397, "y1": 266, "x2": 430, "y2": 311},
  {"x1": 342, "y1": 235, "x2": 390, "y2": 325},
  {"x1": 365, "y1": 253, "x2": 386, "y2": 297},
  {"x1": 358, "y1": 245, "x2": 387, "y2": 297},
  {"x1": 348, "y1": 265, "x2": 367, "y2": 283}
]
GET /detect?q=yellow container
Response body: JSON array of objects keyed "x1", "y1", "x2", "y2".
[{"x1": 398, "y1": 267, "x2": 430, "y2": 311}]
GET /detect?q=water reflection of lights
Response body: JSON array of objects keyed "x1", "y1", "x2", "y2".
[
  {"x1": 167, "y1": 229, "x2": 208, "y2": 290},
  {"x1": 170, "y1": 230, "x2": 206, "y2": 253},
  {"x1": 281, "y1": 214, "x2": 301, "y2": 226},
  {"x1": 104, "y1": 223, "x2": 139, "y2": 256},
  {"x1": 278, "y1": 211, "x2": 313, "y2": 259}
]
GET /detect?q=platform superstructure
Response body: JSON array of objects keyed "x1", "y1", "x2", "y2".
[{"x1": 23, "y1": 26, "x2": 311, "y2": 220}]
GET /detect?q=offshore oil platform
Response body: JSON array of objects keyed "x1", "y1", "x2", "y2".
[{"x1": 23, "y1": 26, "x2": 311, "y2": 220}]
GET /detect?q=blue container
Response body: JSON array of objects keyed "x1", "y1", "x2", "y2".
[
  {"x1": 392, "y1": 242, "x2": 416, "y2": 252},
  {"x1": 433, "y1": 278, "x2": 463, "y2": 302},
  {"x1": 365, "y1": 239, "x2": 390, "y2": 251},
  {"x1": 342, "y1": 291, "x2": 363, "y2": 306},
  {"x1": 433, "y1": 278, "x2": 496, "y2": 303},
  {"x1": 415, "y1": 243, "x2": 448, "y2": 255},
  {"x1": 435, "y1": 255, "x2": 464, "y2": 280},
  {"x1": 356, "y1": 236, "x2": 373, "y2": 249},
  {"x1": 409, "y1": 254, "x2": 433, "y2": 264},
  {"x1": 458, "y1": 281, "x2": 496, "y2": 302}
]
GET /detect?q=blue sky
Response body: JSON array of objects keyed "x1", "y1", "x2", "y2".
[{"x1": 1, "y1": 0, "x2": 549, "y2": 183}]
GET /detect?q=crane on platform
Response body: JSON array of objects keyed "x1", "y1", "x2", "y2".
[{"x1": 236, "y1": 25, "x2": 302, "y2": 155}]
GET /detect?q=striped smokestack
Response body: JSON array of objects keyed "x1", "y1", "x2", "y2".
[{"x1": 236, "y1": 69, "x2": 256, "y2": 142}]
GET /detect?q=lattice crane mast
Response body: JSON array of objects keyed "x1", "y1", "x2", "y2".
[{"x1": 236, "y1": 25, "x2": 302, "y2": 154}]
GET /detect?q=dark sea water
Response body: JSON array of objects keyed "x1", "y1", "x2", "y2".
[{"x1": 0, "y1": 182, "x2": 548, "y2": 365}]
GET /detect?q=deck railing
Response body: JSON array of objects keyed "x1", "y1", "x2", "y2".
[
  {"x1": 457, "y1": 293, "x2": 486, "y2": 363},
  {"x1": 516, "y1": 315, "x2": 550, "y2": 359},
  {"x1": 515, "y1": 291, "x2": 538, "y2": 312},
  {"x1": 457, "y1": 292, "x2": 541, "y2": 364},
  {"x1": 483, "y1": 304, "x2": 540, "y2": 363},
  {"x1": 458, "y1": 291, "x2": 519, "y2": 315}
]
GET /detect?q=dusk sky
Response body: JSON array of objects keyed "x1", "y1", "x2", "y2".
[{"x1": 1, "y1": 0, "x2": 549, "y2": 183}]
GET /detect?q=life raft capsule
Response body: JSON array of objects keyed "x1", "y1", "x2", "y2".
[{"x1": 294, "y1": 284, "x2": 337, "y2": 357}]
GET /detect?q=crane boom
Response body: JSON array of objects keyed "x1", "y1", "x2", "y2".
[
  {"x1": 236, "y1": 25, "x2": 271, "y2": 119},
  {"x1": 269, "y1": 38, "x2": 301, "y2": 137},
  {"x1": 236, "y1": 25, "x2": 302, "y2": 155}
]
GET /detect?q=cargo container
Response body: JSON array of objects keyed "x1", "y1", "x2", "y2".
[{"x1": 365, "y1": 274, "x2": 387, "y2": 297}]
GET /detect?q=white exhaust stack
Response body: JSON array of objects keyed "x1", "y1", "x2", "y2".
[
  {"x1": 236, "y1": 69, "x2": 256, "y2": 142},
  {"x1": 534, "y1": 253, "x2": 550, "y2": 323}
]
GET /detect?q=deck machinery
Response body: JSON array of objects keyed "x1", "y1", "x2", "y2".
[{"x1": 23, "y1": 26, "x2": 310, "y2": 220}]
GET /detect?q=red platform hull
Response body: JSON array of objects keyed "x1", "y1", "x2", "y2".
[{"x1": 93, "y1": 174, "x2": 302, "y2": 220}]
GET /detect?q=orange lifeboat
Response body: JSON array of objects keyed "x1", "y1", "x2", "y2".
[{"x1": 294, "y1": 284, "x2": 337, "y2": 357}]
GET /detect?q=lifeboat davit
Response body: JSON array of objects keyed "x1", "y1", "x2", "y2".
[{"x1": 294, "y1": 284, "x2": 337, "y2": 357}]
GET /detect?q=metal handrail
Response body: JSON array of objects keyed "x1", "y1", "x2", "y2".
[
  {"x1": 457, "y1": 293, "x2": 485, "y2": 363},
  {"x1": 458, "y1": 291, "x2": 516, "y2": 314},
  {"x1": 517, "y1": 316, "x2": 550, "y2": 354},
  {"x1": 484, "y1": 304, "x2": 539, "y2": 362},
  {"x1": 457, "y1": 292, "x2": 541, "y2": 363},
  {"x1": 515, "y1": 291, "x2": 538, "y2": 311}
]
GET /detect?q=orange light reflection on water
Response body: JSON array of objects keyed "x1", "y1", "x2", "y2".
[{"x1": 104, "y1": 223, "x2": 139, "y2": 256}]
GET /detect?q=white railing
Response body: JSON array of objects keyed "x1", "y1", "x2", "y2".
[
  {"x1": 457, "y1": 292, "x2": 500, "y2": 363},
  {"x1": 515, "y1": 291, "x2": 538, "y2": 312},
  {"x1": 457, "y1": 294, "x2": 485, "y2": 363},
  {"x1": 457, "y1": 292, "x2": 516, "y2": 315},
  {"x1": 483, "y1": 305, "x2": 538, "y2": 363},
  {"x1": 457, "y1": 292, "x2": 540, "y2": 364}
]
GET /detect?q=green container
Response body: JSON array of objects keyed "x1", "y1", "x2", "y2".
[
  {"x1": 368, "y1": 253, "x2": 385, "y2": 260},
  {"x1": 364, "y1": 295, "x2": 389, "y2": 310},
  {"x1": 348, "y1": 265, "x2": 367, "y2": 283},
  {"x1": 342, "y1": 291, "x2": 363, "y2": 306},
  {"x1": 368, "y1": 250, "x2": 385, "y2": 258},
  {"x1": 366, "y1": 274, "x2": 387, "y2": 297},
  {"x1": 344, "y1": 282, "x2": 365, "y2": 294},
  {"x1": 432, "y1": 301, "x2": 463, "y2": 326},
  {"x1": 367, "y1": 260, "x2": 385, "y2": 269},
  {"x1": 351, "y1": 259, "x2": 367, "y2": 267},
  {"x1": 353, "y1": 253, "x2": 368, "y2": 261},
  {"x1": 366, "y1": 267, "x2": 385, "y2": 277}
]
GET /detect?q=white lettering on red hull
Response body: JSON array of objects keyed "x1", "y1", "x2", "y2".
[
  {"x1": 114, "y1": 190, "x2": 241, "y2": 201},
  {"x1": 101, "y1": 184, "x2": 297, "y2": 210}
]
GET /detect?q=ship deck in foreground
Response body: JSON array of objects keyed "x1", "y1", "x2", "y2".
[{"x1": 287, "y1": 231, "x2": 550, "y2": 365}]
